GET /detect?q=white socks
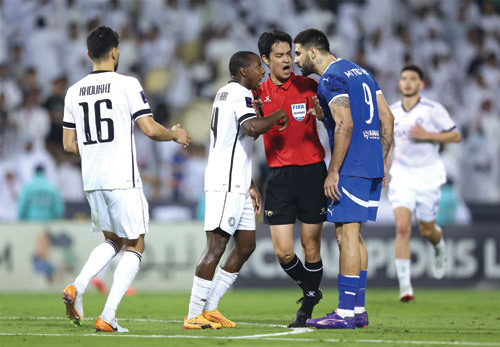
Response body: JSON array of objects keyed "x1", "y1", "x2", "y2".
[
  {"x1": 434, "y1": 237, "x2": 445, "y2": 252},
  {"x1": 395, "y1": 258, "x2": 411, "y2": 289},
  {"x1": 187, "y1": 276, "x2": 212, "y2": 320},
  {"x1": 204, "y1": 268, "x2": 238, "y2": 312},
  {"x1": 187, "y1": 268, "x2": 239, "y2": 320},
  {"x1": 101, "y1": 250, "x2": 141, "y2": 322},
  {"x1": 74, "y1": 241, "x2": 118, "y2": 294}
]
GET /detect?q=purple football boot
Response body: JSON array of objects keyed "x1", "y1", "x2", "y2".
[
  {"x1": 306, "y1": 311, "x2": 355, "y2": 329},
  {"x1": 355, "y1": 311, "x2": 368, "y2": 328}
]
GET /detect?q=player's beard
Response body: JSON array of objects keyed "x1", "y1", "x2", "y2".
[
  {"x1": 300, "y1": 56, "x2": 315, "y2": 77},
  {"x1": 401, "y1": 88, "x2": 418, "y2": 98}
]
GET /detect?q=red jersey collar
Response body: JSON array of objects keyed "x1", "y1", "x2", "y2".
[{"x1": 267, "y1": 72, "x2": 296, "y2": 91}]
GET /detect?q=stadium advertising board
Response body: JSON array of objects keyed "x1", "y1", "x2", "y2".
[{"x1": 0, "y1": 222, "x2": 498, "y2": 291}]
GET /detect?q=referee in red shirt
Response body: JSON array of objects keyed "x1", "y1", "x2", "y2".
[{"x1": 256, "y1": 29, "x2": 327, "y2": 328}]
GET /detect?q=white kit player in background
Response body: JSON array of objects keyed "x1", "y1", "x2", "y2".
[
  {"x1": 61, "y1": 26, "x2": 190, "y2": 332},
  {"x1": 388, "y1": 64, "x2": 461, "y2": 302},
  {"x1": 184, "y1": 51, "x2": 288, "y2": 330}
]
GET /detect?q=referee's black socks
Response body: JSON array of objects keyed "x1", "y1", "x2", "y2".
[
  {"x1": 301, "y1": 259, "x2": 323, "y2": 317},
  {"x1": 280, "y1": 254, "x2": 305, "y2": 288}
]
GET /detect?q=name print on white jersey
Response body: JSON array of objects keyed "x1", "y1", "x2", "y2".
[{"x1": 63, "y1": 71, "x2": 152, "y2": 191}]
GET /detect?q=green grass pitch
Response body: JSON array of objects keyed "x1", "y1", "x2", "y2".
[{"x1": 1, "y1": 288, "x2": 499, "y2": 346}]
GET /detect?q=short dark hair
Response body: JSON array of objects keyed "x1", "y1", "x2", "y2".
[
  {"x1": 257, "y1": 29, "x2": 292, "y2": 58},
  {"x1": 229, "y1": 51, "x2": 257, "y2": 76},
  {"x1": 401, "y1": 64, "x2": 425, "y2": 80},
  {"x1": 293, "y1": 29, "x2": 330, "y2": 53},
  {"x1": 87, "y1": 26, "x2": 119, "y2": 60}
]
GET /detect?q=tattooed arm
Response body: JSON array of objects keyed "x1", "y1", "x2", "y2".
[
  {"x1": 376, "y1": 93, "x2": 394, "y2": 187},
  {"x1": 324, "y1": 95, "x2": 353, "y2": 201}
]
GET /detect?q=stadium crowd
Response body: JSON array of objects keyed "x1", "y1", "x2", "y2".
[{"x1": 0, "y1": 0, "x2": 499, "y2": 221}]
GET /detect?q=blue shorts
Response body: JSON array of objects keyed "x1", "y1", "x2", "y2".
[{"x1": 327, "y1": 176, "x2": 383, "y2": 223}]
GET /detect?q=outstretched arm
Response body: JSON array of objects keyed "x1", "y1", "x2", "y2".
[
  {"x1": 409, "y1": 125, "x2": 461, "y2": 143},
  {"x1": 136, "y1": 116, "x2": 191, "y2": 146},
  {"x1": 241, "y1": 109, "x2": 288, "y2": 137}
]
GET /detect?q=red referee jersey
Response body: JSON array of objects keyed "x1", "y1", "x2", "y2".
[{"x1": 255, "y1": 72, "x2": 325, "y2": 167}]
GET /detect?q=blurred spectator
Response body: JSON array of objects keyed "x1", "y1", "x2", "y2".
[
  {"x1": 16, "y1": 140, "x2": 57, "y2": 186},
  {"x1": 44, "y1": 76, "x2": 68, "y2": 162},
  {"x1": 0, "y1": 62, "x2": 22, "y2": 111},
  {"x1": 17, "y1": 165, "x2": 64, "y2": 221},
  {"x1": 24, "y1": 17, "x2": 63, "y2": 91},
  {"x1": 0, "y1": 0, "x2": 498, "y2": 211},
  {"x1": 56, "y1": 154, "x2": 85, "y2": 204},
  {"x1": 11, "y1": 89, "x2": 50, "y2": 150},
  {"x1": 0, "y1": 163, "x2": 21, "y2": 221},
  {"x1": 63, "y1": 22, "x2": 91, "y2": 85}
]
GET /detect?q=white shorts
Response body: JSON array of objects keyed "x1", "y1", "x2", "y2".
[
  {"x1": 86, "y1": 187, "x2": 149, "y2": 239},
  {"x1": 388, "y1": 162, "x2": 444, "y2": 222},
  {"x1": 204, "y1": 191, "x2": 256, "y2": 235}
]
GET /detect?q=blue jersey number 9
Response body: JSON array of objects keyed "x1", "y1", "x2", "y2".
[{"x1": 362, "y1": 82, "x2": 374, "y2": 124}]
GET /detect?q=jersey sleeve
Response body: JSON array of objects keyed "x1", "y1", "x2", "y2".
[
  {"x1": 433, "y1": 103, "x2": 457, "y2": 132},
  {"x1": 372, "y1": 76, "x2": 383, "y2": 95},
  {"x1": 125, "y1": 77, "x2": 153, "y2": 121},
  {"x1": 322, "y1": 74, "x2": 350, "y2": 106},
  {"x1": 234, "y1": 88, "x2": 257, "y2": 125},
  {"x1": 62, "y1": 90, "x2": 76, "y2": 129}
]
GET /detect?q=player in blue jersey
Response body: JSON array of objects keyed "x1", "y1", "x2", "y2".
[{"x1": 293, "y1": 29, "x2": 394, "y2": 329}]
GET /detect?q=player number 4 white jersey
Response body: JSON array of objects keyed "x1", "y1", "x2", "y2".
[
  {"x1": 389, "y1": 97, "x2": 456, "y2": 168},
  {"x1": 204, "y1": 82, "x2": 257, "y2": 194},
  {"x1": 63, "y1": 71, "x2": 152, "y2": 191}
]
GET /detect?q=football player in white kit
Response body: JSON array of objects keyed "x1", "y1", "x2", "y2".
[
  {"x1": 61, "y1": 26, "x2": 190, "y2": 332},
  {"x1": 388, "y1": 65, "x2": 461, "y2": 302},
  {"x1": 184, "y1": 51, "x2": 288, "y2": 329}
]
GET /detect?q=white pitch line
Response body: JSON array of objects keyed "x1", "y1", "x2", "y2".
[
  {"x1": 0, "y1": 333, "x2": 499, "y2": 346},
  {"x1": 1, "y1": 317, "x2": 498, "y2": 346}
]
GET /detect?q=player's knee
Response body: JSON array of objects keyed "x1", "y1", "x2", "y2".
[
  {"x1": 208, "y1": 241, "x2": 228, "y2": 259},
  {"x1": 395, "y1": 223, "x2": 411, "y2": 239},
  {"x1": 419, "y1": 225, "x2": 434, "y2": 238},
  {"x1": 277, "y1": 253, "x2": 294, "y2": 264},
  {"x1": 239, "y1": 241, "x2": 256, "y2": 258},
  {"x1": 275, "y1": 248, "x2": 294, "y2": 264},
  {"x1": 302, "y1": 243, "x2": 321, "y2": 261}
]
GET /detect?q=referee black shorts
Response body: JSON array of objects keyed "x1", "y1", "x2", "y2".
[{"x1": 264, "y1": 161, "x2": 328, "y2": 225}]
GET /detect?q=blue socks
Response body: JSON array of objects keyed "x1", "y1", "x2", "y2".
[
  {"x1": 337, "y1": 274, "x2": 359, "y2": 318},
  {"x1": 355, "y1": 270, "x2": 367, "y2": 314}
]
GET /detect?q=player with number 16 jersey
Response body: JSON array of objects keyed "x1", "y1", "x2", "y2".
[{"x1": 63, "y1": 71, "x2": 151, "y2": 191}]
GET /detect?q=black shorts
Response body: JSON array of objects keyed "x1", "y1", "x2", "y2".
[{"x1": 264, "y1": 161, "x2": 328, "y2": 225}]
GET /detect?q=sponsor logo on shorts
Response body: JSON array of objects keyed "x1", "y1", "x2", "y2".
[
  {"x1": 320, "y1": 207, "x2": 327, "y2": 215},
  {"x1": 363, "y1": 130, "x2": 380, "y2": 140},
  {"x1": 265, "y1": 210, "x2": 274, "y2": 217},
  {"x1": 264, "y1": 96, "x2": 271, "y2": 102},
  {"x1": 228, "y1": 217, "x2": 235, "y2": 227}
]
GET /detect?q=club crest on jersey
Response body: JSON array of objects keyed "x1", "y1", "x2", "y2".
[
  {"x1": 291, "y1": 103, "x2": 306, "y2": 121},
  {"x1": 140, "y1": 91, "x2": 148, "y2": 104}
]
